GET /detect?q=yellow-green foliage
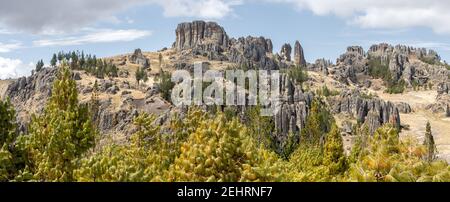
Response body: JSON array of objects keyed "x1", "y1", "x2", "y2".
[
  {"x1": 2, "y1": 67, "x2": 450, "y2": 182},
  {"x1": 74, "y1": 108, "x2": 208, "y2": 182},
  {"x1": 423, "y1": 122, "x2": 436, "y2": 162},
  {"x1": 301, "y1": 98, "x2": 334, "y2": 146},
  {"x1": 0, "y1": 144, "x2": 14, "y2": 181},
  {"x1": 74, "y1": 114, "x2": 166, "y2": 182},
  {"x1": 288, "y1": 145, "x2": 328, "y2": 181},
  {"x1": 289, "y1": 124, "x2": 347, "y2": 182},
  {"x1": 165, "y1": 114, "x2": 286, "y2": 182},
  {"x1": 0, "y1": 98, "x2": 17, "y2": 181},
  {"x1": 21, "y1": 64, "x2": 96, "y2": 182},
  {"x1": 244, "y1": 105, "x2": 274, "y2": 150},
  {"x1": 323, "y1": 124, "x2": 347, "y2": 175},
  {"x1": 347, "y1": 125, "x2": 450, "y2": 182}
]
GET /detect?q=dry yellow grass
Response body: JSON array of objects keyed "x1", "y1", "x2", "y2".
[
  {"x1": 374, "y1": 89, "x2": 450, "y2": 161},
  {"x1": 0, "y1": 79, "x2": 13, "y2": 99}
]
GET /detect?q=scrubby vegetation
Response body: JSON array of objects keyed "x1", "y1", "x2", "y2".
[
  {"x1": 384, "y1": 80, "x2": 406, "y2": 94},
  {"x1": 1, "y1": 64, "x2": 449, "y2": 182},
  {"x1": 49, "y1": 51, "x2": 119, "y2": 79},
  {"x1": 316, "y1": 85, "x2": 340, "y2": 97},
  {"x1": 368, "y1": 57, "x2": 391, "y2": 81},
  {"x1": 135, "y1": 67, "x2": 148, "y2": 87},
  {"x1": 368, "y1": 56, "x2": 406, "y2": 94},
  {"x1": 155, "y1": 69, "x2": 175, "y2": 102},
  {"x1": 287, "y1": 65, "x2": 308, "y2": 86}
]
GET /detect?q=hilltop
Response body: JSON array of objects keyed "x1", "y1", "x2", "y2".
[{"x1": 1, "y1": 20, "x2": 449, "y2": 160}]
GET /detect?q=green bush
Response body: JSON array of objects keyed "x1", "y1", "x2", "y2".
[
  {"x1": 288, "y1": 65, "x2": 308, "y2": 86},
  {"x1": 368, "y1": 57, "x2": 391, "y2": 81},
  {"x1": 385, "y1": 79, "x2": 406, "y2": 94},
  {"x1": 317, "y1": 85, "x2": 340, "y2": 97}
]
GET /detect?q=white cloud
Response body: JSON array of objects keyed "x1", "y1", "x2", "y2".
[
  {"x1": 33, "y1": 29, "x2": 152, "y2": 47},
  {"x1": 152, "y1": 0, "x2": 243, "y2": 19},
  {"x1": 0, "y1": 0, "x2": 145, "y2": 34},
  {"x1": 0, "y1": 28, "x2": 16, "y2": 35},
  {"x1": 0, "y1": 42, "x2": 22, "y2": 53},
  {"x1": 266, "y1": 0, "x2": 450, "y2": 34},
  {"x1": 1, "y1": 0, "x2": 450, "y2": 36},
  {"x1": 0, "y1": 0, "x2": 242, "y2": 34},
  {"x1": 0, "y1": 57, "x2": 34, "y2": 79}
]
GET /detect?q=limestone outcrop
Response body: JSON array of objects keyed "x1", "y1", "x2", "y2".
[
  {"x1": 294, "y1": 41, "x2": 306, "y2": 67},
  {"x1": 129, "y1": 48, "x2": 150, "y2": 68}
]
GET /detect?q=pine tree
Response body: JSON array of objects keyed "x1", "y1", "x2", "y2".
[
  {"x1": 74, "y1": 114, "x2": 165, "y2": 182},
  {"x1": 135, "y1": 68, "x2": 142, "y2": 86},
  {"x1": 80, "y1": 51, "x2": 85, "y2": 69},
  {"x1": 323, "y1": 124, "x2": 347, "y2": 175},
  {"x1": 159, "y1": 53, "x2": 163, "y2": 68},
  {"x1": 300, "y1": 98, "x2": 334, "y2": 146},
  {"x1": 90, "y1": 80, "x2": 100, "y2": 129},
  {"x1": 96, "y1": 59, "x2": 104, "y2": 79},
  {"x1": 57, "y1": 52, "x2": 63, "y2": 63},
  {"x1": 24, "y1": 63, "x2": 96, "y2": 181},
  {"x1": 51, "y1": 54, "x2": 57, "y2": 67},
  {"x1": 244, "y1": 105, "x2": 274, "y2": 149},
  {"x1": 0, "y1": 98, "x2": 18, "y2": 181},
  {"x1": 157, "y1": 69, "x2": 174, "y2": 102},
  {"x1": 301, "y1": 100, "x2": 322, "y2": 145},
  {"x1": 35, "y1": 60, "x2": 44, "y2": 72},
  {"x1": 423, "y1": 122, "x2": 436, "y2": 162},
  {"x1": 348, "y1": 125, "x2": 369, "y2": 163},
  {"x1": 110, "y1": 64, "x2": 118, "y2": 77},
  {"x1": 0, "y1": 98, "x2": 16, "y2": 146},
  {"x1": 166, "y1": 113, "x2": 286, "y2": 182},
  {"x1": 135, "y1": 67, "x2": 147, "y2": 87}
]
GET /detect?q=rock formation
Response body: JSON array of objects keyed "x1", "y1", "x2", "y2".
[
  {"x1": 228, "y1": 36, "x2": 278, "y2": 70},
  {"x1": 294, "y1": 41, "x2": 306, "y2": 67},
  {"x1": 273, "y1": 74, "x2": 313, "y2": 152},
  {"x1": 395, "y1": 102, "x2": 412, "y2": 114},
  {"x1": 327, "y1": 43, "x2": 449, "y2": 89},
  {"x1": 129, "y1": 49, "x2": 150, "y2": 68},
  {"x1": 307, "y1": 58, "x2": 332, "y2": 75},
  {"x1": 328, "y1": 89, "x2": 402, "y2": 133},
  {"x1": 336, "y1": 46, "x2": 367, "y2": 74},
  {"x1": 280, "y1": 43, "x2": 292, "y2": 61},
  {"x1": 428, "y1": 85, "x2": 450, "y2": 115},
  {"x1": 3, "y1": 20, "x2": 449, "y2": 158},
  {"x1": 172, "y1": 21, "x2": 278, "y2": 70},
  {"x1": 174, "y1": 20, "x2": 229, "y2": 59},
  {"x1": 274, "y1": 74, "x2": 313, "y2": 136},
  {"x1": 3, "y1": 67, "x2": 170, "y2": 136},
  {"x1": 368, "y1": 43, "x2": 447, "y2": 86}
]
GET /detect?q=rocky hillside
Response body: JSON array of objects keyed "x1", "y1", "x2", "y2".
[{"x1": 1, "y1": 20, "x2": 449, "y2": 159}]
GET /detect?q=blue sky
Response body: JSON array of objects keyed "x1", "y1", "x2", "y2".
[{"x1": 1, "y1": 0, "x2": 450, "y2": 79}]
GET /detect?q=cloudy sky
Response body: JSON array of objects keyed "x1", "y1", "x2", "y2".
[{"x1": 1, "y1": 0, "x2": 450, "y2": 79}]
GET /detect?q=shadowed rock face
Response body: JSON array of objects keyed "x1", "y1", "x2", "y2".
[
  {"x1": 274, "y1": 74, "x2": 313, "y2": 137},
  {"x1": 327, "y1": 43, "x2": 449, "y2": 89},
  {"x1": 367, "y1": 43, "x2": 445, "y2": 85},
  {"x1": 294, "y1": 41, "x2": 306, "y2": 67},
  {"x1": 228, "y1": 36, "x2": 277, "y2": 70},
  {"x1": 328, "y1": 89, "x2": 402, "y2": 134},
  {"x1": 280, "y1": 43, "x2": 292, "y2": 62},
  {"x1": 129, "y1": 49, "x2": 150, "y2": 68},
  {"x1": 5, "y1": 68, "x2": 58, "y2": 133},
  {"x1": 174, "y1": 21, "x2": 229, "y2": 52},
  {"x1": 307, "y1": 59, "x2": 332, "y2": 75},
  {"x1": 3, "y1": 67, "x2": 169, "y2": 137},
  {"x1": 173, "y1": 21, "x2": 278, "y2": 69},
  {"x1": 336, "y1": 46, "x2": 367, "y2": 75}
]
